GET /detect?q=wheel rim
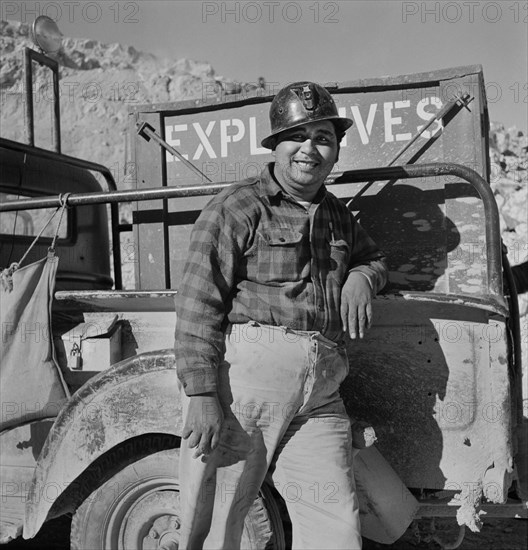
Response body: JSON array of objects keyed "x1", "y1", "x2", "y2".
[
  {"x1": 103, "y1": 477, "x2": 181, "y2": 549},
  {"x1": 98, "y1": 473, "x2": 279, "y2": 549}
]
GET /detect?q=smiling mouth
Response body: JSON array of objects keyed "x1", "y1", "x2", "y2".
[{"x1": 293, "y1": 159, "x2": 319, "y2": 169}]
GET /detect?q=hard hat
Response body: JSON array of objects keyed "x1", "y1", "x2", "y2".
[{"x1": 261, "y1": 82, "x2": 353, "y2": 149}]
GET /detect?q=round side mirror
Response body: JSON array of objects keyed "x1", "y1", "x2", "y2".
[{"x1": 31, "y1": 16, "x2": 63, "y2": 55}]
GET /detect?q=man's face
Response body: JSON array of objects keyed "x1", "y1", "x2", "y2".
[{"x1": 273, "y1": 120, "x2": 339, "y2": 202}]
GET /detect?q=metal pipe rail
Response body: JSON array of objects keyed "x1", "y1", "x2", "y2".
[
  {"x1": 334, "y1": 163, "x2": 502, "y2": 298},
  {"x1": 1, "y1": 181, "x2": 230, "y2": 209},
  {"x1": 0, "y1": 162, "x2": 501, "y2": 297}
]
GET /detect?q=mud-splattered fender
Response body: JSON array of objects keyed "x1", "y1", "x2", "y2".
[{"x1": 23, "y1": 350, "x2": 182, "y2": 539}]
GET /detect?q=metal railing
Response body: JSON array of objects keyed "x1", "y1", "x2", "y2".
[{"x1": 0, "y1": 162, "x2": 502, "y2": 296}]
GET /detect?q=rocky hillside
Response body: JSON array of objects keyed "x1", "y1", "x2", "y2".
[
  {"x1": 490, "y1": 124, "x2": 527, "y2": 274},
  {"x1": 489, "y1": 125, "x2": 528, "y2": 394},
  {"x1": 0, "y1": 19, "x2": 262, "y2": 183}
]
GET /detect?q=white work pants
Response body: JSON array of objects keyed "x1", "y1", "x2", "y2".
[{"x1": 179, "y1": 322, "x2": 362, "y2": 550}]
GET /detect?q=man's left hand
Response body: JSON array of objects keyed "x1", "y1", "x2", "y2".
[{"x1": 341, "y1": 272, "x2": 373, "y2": 339}]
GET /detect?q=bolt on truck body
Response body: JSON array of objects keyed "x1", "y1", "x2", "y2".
[{"x1": 0, "y1": 49, "x2": 526, "y2": 550}]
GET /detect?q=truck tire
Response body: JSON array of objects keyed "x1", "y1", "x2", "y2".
[{"x1": 70, "y1": 447, "x2": 285, "y2": 550}]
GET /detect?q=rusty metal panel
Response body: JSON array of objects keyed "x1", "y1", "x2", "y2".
[
  {"x1": 441, "y1": 72, "x2": 489, "y2": 295},
  {"x1": 346, "y1": 181, "x2": 451, "y2": 294},
  {"x1": 130, "y1": 111, "x2": 166, "y2": 289},
  {"x1": 166, "y1": 194, "x2": 212, "y2": 288},
  {"x1": 118, "y1": 311, "x2": 176, "y2": 359},
  {"x1": 482, "y1": 323, "x2": 515, "y2": 502},
  {"x1": 341, "y1": 296, "x2": 513, "y2": 492}
]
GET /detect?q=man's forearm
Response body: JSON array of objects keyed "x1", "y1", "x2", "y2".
[{"x1": 349, "y1": 258, "x2": 388, "y2": 295}]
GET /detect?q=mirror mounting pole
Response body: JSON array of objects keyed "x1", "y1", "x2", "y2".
[{"x1": 24, "y1": 48, "x2": 61, "y2": 154}]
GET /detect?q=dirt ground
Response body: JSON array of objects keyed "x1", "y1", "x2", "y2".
[
  {"x1": 5, "y1": 515, "x2": 527, "y2": 549},
  {"x1": 364, "y1": 518, "x2": 528, "y2": 550}
]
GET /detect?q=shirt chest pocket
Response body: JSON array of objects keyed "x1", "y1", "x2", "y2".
[
  {"x1": 327, "y1": 238, "x2": 350, "y2": 281},
  {"x1": 256, "y1": 228, "x2": 304, "y2": 283}
]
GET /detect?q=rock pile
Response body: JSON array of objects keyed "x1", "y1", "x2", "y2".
[
  {"x1": 490, "y1": 123, "x2": 528, "y2": 298},
  {"x1": 489, "y1": 123, "x2": 527, "y2": 401},
  {"x1": 0, "y1": 19, "x2": 255, "y2": 180}
]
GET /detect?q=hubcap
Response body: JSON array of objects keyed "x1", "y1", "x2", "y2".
[
  {"x1": 110, "y1": 481, "x2": 181, "y2": 550},
  {"x1": 146, "y1": 513, "x2": 181, "y2": 549}
]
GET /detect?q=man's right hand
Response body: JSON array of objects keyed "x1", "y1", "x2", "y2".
[{"x1": 182, "y1": 392, "x2": 224, "y2": 459}]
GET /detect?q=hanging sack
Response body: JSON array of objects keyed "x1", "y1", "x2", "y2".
[{"x1": 1, "y1": 198, "x2": 70, "y2": 430}]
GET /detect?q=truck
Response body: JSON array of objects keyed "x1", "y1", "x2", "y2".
[{"x1": 1, "y1": 19, "x2": 526, "y2": 549}]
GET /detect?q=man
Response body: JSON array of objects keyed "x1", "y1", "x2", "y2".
[{"x1": 174, "y1": 82, "x2": 388, "y2": 549}]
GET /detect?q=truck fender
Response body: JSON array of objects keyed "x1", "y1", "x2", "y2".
[{"x1": 23, "y1": 350, "x2": 182, "y2": 539}]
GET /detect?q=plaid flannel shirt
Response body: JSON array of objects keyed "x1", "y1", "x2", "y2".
[{"x1": 174, "y1": 163, "x2": 387, "y2": 395}]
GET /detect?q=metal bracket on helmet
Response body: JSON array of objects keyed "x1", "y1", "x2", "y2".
[{"x1": 297, "y1": 84, "x2": 316, "y2": 111}]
